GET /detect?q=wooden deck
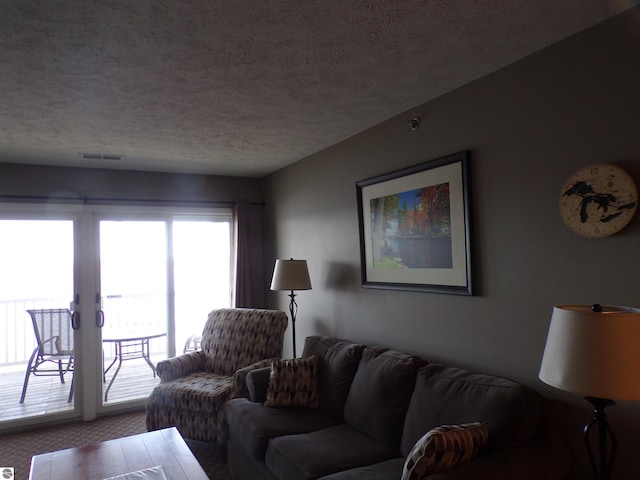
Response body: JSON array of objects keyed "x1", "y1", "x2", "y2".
[{"x1": 0, "y1": 356, "x2": 163, "y2": 422}]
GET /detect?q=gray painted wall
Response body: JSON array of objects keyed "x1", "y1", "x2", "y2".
[
  {"x1": 0, "y1": 163, "x2": 263, "y2": 204},
  {"x1": 263, "y1": 10, "x2": 640, "y2": 479}
]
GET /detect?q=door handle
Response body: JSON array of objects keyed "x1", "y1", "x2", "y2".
[
  {"x1": 96, "y1": 310, "x2": 105, "y2": 328},
  {"x1": 71, "y1": 294, "x2": 80, "y2": 330},
  {"x1": 95, "y1": 292, "x2": 105, "y2": 327}
]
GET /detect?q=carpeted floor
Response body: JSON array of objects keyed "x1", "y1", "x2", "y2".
[{"x1": 0, "y1": 411, "x2": 231, "y2": 480}]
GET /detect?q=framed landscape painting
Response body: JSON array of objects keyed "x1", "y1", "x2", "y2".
[{"x1": 356, "y1": 151, "x2": 473, "y2": 295}]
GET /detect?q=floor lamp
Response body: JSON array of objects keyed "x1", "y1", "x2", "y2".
[
  {"x1": 539, "y1": 304, "x2": 640, "y2": 480},
  {"x1": 270, "y1": 258, "x2": 311, "y2": 358}
]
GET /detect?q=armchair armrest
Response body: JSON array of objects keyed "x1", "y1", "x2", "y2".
[
  {"x1": 231, "y1": 358, "x2": 276, "y2": 399},
  {"x1": 156, "y1": 350, "x2": 206, "y2": 382}
]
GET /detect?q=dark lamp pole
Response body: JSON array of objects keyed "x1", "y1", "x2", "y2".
[{"x1": 270, "y1": 258, "x2": 311, "y2": 358}]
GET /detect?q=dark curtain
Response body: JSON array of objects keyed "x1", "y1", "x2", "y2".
[{"x1": 233, "y1": 200, "x2": 253, "y2": 308}]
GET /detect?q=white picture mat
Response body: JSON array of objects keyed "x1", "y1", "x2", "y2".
[{"x1": 360, "y1": 160, "x2": 468, "y2": 287}]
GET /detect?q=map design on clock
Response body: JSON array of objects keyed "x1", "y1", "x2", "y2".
[{"x1": 562, "y1": 181, "x2": 637, "y2": 225}]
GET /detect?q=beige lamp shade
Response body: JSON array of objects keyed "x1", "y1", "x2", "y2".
[
  {"x1": 539, "y1": 304, "x2": 640, "y2": 401},
  {"x1": 270, "y1": 259, "x2": 312, "y2": 291}
]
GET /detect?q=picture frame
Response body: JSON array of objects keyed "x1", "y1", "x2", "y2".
[{"x1": 356, "y1": 151, "x2": 473, "y2": 295}]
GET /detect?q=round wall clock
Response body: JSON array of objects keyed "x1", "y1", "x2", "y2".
[{"x1": 559, "y1": 163, "x2": 638, "y2": 238}]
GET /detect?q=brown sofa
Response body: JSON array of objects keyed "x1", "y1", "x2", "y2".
[{"x1": 225, "y1": 335, "x2": 571, "y2": 480}]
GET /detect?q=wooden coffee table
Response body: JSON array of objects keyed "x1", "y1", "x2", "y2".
[{"x1": 29, "y1": 427, "x2": 208, "y2": 480}]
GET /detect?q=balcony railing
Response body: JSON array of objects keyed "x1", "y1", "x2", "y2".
[
  {"x1": 0, "y1": 295, "x2": 172, "y2": 422},
  {"x1": 0, "y1": 295, "x2": 168, "y2": 368}
]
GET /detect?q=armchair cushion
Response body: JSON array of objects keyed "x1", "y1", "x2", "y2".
[
  {"x1": 145, "y1": 372, "x2": 234, "y2": 443},
  {"x1": 148, "y1": 372, "x2": 233, "y2": 412}
]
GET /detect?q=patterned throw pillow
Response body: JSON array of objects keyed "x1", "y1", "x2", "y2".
[
  {"x1": 265, "y1": 356, "x2": 319, "y2": 408},
  {"x1": 401, "y1": 422, "x2": 489, "y2": 480}
]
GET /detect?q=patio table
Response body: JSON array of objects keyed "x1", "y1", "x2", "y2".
[{"x1": 102, "y1": 330, "x2": 166, "y2": 401}]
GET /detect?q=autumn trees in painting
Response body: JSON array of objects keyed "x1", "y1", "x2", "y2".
[
  {"x1": 370, "y1": 182, "x2": 452, "y2": 269},
  {"x1": 358, "y1": 152, "x2": 471, "y2": 294}
]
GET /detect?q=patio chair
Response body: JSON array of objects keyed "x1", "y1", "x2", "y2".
[
  {"x1": 20, "y1": 308, "x2": 74, "y2": 403},
  {"x1": 146, "y1": 308, "x2": 288, "y2": 444},
  {"x1": 182, "y1": 334, "x2": 202, "y2": 353}
]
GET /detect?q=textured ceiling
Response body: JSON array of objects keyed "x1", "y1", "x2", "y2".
[{"x1": 0, "y1": 1, "x2": 637, "y2": 177}]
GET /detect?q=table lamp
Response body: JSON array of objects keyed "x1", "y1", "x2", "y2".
[
  {"x1": 539, "y1": 304, "x2": 640, "y2": 480},
  {"x1": 270, "y1": 258, "x2": 311, "y2": 357}
]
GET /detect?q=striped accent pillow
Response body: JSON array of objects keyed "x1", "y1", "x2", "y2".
[
  {"x1": 265, "y1": 356, "x2": 319, "y2": 408},
  {"x1": 401, "y1": 422, "x2": 489, "y2": 480}
]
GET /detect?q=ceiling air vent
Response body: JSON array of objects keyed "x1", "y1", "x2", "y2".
[{"x1": 80, "y1": 153, "x2": 123, "y2": 161}]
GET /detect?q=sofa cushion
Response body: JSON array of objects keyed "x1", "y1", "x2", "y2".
[
  {"x1": 226, "y1": 397, "x2": 340, "y2": 460},
  {"x1": 317, "y1": 458, "x2": 405, "y2": 480},
  {"x1": 302, "y1": 336, "x2": 365, "y2": 420},
  {"x1": 401, "y1": 422, "x2": 489, "y2": 480},
  {"x1": 343, "y1": 347, "x2": 426, "y2": 452},
  {"x1": 265, "y1": 356, "x2": 319, "y2": 408},
  {"x1": 401, "y1": 365, "x2": 541, "y2": 456},
  {"x1": 265, "y1": 424, "x2": 399, "y2": 480}
]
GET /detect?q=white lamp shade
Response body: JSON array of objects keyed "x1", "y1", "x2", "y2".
[
  {"x1": 539, "y1": 304, "x2": 640, "y2": 400},
  {"x1": 270, "y1": 259, "x2": 312, "y2": 291}
]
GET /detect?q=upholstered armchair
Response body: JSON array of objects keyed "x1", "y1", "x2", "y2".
[{"x1": 146, "y1": 308, "x2": 288, "y2": 444}]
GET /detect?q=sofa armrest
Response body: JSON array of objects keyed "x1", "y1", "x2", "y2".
[
  {"x1": 231, "y1": 359, "x2": 275, "y2": 399},
  {"x1": 425, "y1": 442, "x2": 570, "y2": 480},
  {"x1": 156, "y1": 350, "x2": 206, "y2": 382},
  {"x1": 427, "y1": 396, "x2": 571, "y2": 479},
  {"x1": 246, "y1": 366, "x2": 272, "y2": 402}
]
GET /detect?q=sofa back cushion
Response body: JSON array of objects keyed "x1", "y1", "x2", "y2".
[
  {"x1": 201, "y1": 308, "x2": 288, "y2": 376},
  {"x1": 344, "y1": 347, "x2": 427, "y2": 452},
  {"x1": 302, "y1": 336, "x2": 365, "y2": 419},
  {"x1": 400, "y1": 364, "x2": 541, "y2": 456}
]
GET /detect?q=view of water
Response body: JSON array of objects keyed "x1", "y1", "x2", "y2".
[{"x1": 387, "y1": 236, "x2": 452, "y2": 268}]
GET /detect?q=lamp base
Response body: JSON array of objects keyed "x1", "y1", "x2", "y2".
[
  {"x1": 584, "y1": 396, "x2": 617, "y2": 480},
  {"x1": 287, "y1": 291, "x2": 298, "y2": 358}
]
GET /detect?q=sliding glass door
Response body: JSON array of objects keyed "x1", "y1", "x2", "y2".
[
  {"x1": 99, "y1": 220, "x2": 169, "y2": 405},
  {"x1": 97, "y1": 214, "x2": 233, "y2": 409},
  {"x1": 173, "y1": 220, "x2": 231, "y2": 355},
  {"x1": 0, "y1": 205, "x2": 233, "y2": 429},
  {"x1": 0, "y1": 217, "x2": 77, "y2": 427}
]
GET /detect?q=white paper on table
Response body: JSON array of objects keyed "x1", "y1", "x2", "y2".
[{"x1": 103, "y1": 465, "x2": 168, "y2": 480}]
